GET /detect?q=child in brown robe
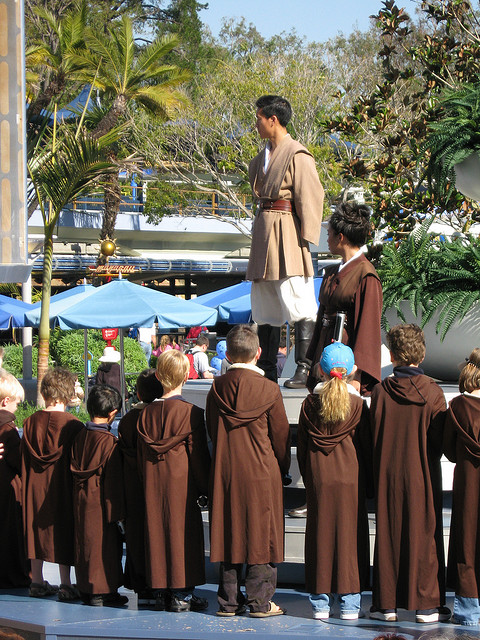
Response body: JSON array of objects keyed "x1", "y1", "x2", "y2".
[
  {"x1": 0, "y1": 369, "x2": 30, "y2": 588},
  {"x1": 297, "y1": 343, "x2": 370, "y2": 620},
  {"x1": 369, "y1": 324, "x2": 449, "y2": 624},
  {"x1": 117, "y1": 369, "x2": 163, "y2": 606},
  {"x1": 71, "y1": 384, "x2": 126, "y2": 607},
  {"x1": 137, "y1": 350, "x2": 210, "y2": 612},
  {"x1": 443, "y1": 347, "x2": 480, "y2": 626},
  {"x1": 22, "y1": 367, "x2": 83, "y2": 601}
]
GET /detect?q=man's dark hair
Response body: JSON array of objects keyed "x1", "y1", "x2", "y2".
[
  {"x1": 87, "y1": 384, "x2": 122, "y2": 419},
  {"x1": 329, "y1": 201, "x2": 372, "y2": 248},
  {"x1": 196, "y1": 333, "x2": 209, "y2": 347},
  {"x1": 226, "y1": 325, "x2": 259, "y2": 363},
  {"x1": 256, "y1": 95, "x2": 292, "y2": 127},
  {"x1": 136, "y1": 368, "x2": 163, "y2": 403}
]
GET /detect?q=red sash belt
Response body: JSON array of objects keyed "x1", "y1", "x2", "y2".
[{"x1": 260, "y1": 199, "x2": 293, "y2": 212}]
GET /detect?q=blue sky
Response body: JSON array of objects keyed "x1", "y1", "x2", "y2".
[{"x1": 201, "y1": 0, "x2": 418, "y2": 43}]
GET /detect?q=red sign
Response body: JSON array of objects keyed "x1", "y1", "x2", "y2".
[{"x1": 102, "y1": 328, "x2": 118, "y2": 346}]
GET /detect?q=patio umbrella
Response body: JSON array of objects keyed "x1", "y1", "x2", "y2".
[
  {"x1": 25, "y1": 283, "x2": 96, "y2": 328},
  {"x1": 0, "y1": 295, "x2": 35, "y2": 329},
  {"x1": 55, "y1": 279, "x2": 218, "y2": 330}
]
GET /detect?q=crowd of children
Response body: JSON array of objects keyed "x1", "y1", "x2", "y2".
[{"x1": 0, "y1": 323, "x2": 480, "y2": 626}]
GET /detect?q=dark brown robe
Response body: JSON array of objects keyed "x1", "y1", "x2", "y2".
[
  {"x1": 206, "y1": 366, "x2": 291, "y2": 564},
  {"x1": 297, "y1": 390, "x2": 371, "y2": 595},
  {"x1": 370, "y1": 372, "x2": 446, "y2": 610},
  {"x1": 443, "y1": 394, "x2": 480, "y2": 598},
  {"x1": 137, "y1": 397, "x2": 210, "y2": 589},
  {"x1": 306, "y1": 254, "x2": 383, "y2": 394},
  {"x1": 21, "y1": 410, "x2": 83, "y2": 564},
  {"x1": 0, "y1": 411, "x2": 30, "y2": 587},
  {"x1": 71, "y1": 424, "x2": 124, "y2": 595},
  {"x1": 117, "y1": 404, "x2": 147, "y2": 592},
  {"x1": 247, "y1": 135, "x2": 324, "y2": 281}
]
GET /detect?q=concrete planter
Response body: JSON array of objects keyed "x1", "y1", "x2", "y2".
[
  {"x1": 454, "y1": 151, "x2": 480, "y2": 201},
  {"x1": 384, "y1": 301, "x2": 480, "y2": 381}
]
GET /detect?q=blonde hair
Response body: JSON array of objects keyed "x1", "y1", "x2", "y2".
[
  {"x1": 0, "y1": 368, "x2": 24, "y2": 402},
  {"x1": 317, "y1": 367, "x2": 351, "y2": 429},
  {"x1": 156, "y1": 350, "x2": 189, "y2": 392},
  {"x1": 159, "y1": 334, "x2": 171, "y2": 350},
  {"x1": 459, "y1": 347, "x2": 480, "y2": 394}
]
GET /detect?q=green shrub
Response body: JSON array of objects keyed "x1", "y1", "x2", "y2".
[{"x1": 2, "y1": 344, "x2": 42, "y2": 378}]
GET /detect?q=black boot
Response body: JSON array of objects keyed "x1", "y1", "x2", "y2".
[
  {"x1": 257, "y1": 324, "x2": 281, "y2": 382},
  {"x1": 284, "y1": 319, "x2": 315, "y2": 389}
]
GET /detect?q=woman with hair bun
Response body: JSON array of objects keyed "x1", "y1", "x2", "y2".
[{"x1": 306, "y1": 202, "x2": 383, "y2": 395}]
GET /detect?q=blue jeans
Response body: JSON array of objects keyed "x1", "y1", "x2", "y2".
[
  {"x1": 309, "y1": 592, "x2": 361, "y2": 616},
  {"x1": 454, "y1": 595, "x2": 480, "y2": 626},
  {"x1": 140, "y1": 341, "x2": 152, "y2": 364}
]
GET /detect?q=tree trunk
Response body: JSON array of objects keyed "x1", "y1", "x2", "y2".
[
  {"x1": 98, "y1": 165, "x2": 121, "y2": 265},
  {"x1": 36, "y1": 224, "x2": 54, "y2": 406}
]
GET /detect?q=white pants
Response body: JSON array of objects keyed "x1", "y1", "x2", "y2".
[{"x1": 251, "y1": 276, "x2": 318, "y2": 326}]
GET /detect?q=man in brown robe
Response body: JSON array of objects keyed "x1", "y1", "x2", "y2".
[
  {"x1": 369, "y1": 324, "x2": 448, "y2": 624},
  {"x1": 0, "y1": 370, "x2": 30, "y2": 587},
  {"x1": 206, "y1": 325, "x2": 291, "y2": 617},
  {"x1": 247, "y1": 95, "x2": 324, "y2": 386},
  {"x1": 71, "y1": 384, "x2": 126, "y2": 607},
  {"x1": 117, "y1": 369, "x2": 163, "y2": 605}
]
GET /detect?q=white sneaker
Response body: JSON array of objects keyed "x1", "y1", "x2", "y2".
[
  {"x1": 313, "y1": 610, "x2": 329, "y2": 620},
  {"x1": 340, "y1": 610, "x2": 365, "y2": 620}
]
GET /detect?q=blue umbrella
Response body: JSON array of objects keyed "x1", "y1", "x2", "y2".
[
  {"x1": 0, "y1": 295, "x2": 35, "y2": 329},
  {"x1": 55, "y1": 279, "x2": 218, "y2": 330},
  {"x1": 25, "y1": 284, "x2": 96, "y2": 328},
  {"x1": 195, "y1": 281, "x2": 251, "y2": 307}
]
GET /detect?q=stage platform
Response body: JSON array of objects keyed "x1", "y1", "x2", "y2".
[{"x1": 0, "y1": 576, "x2": 467, "y2": 640}]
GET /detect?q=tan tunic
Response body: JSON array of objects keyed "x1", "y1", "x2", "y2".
[
  {"x1": 0, "y1": 411, "x2": 29, "y2": 587},
  {"x1": 71, "y1": 424, "x2": 124, "y2": 595},
  {"x1": 370, "y1": 372, "x2": 446, "y2": 610},
  {"x1": 443, "y1": 394, "x2": 480, "y2": 598},
  {"x1": 21, "y1": 410, "x2": 83, "y2": 564},
  {"x1": 247, "y1": 135, "x2": 324, "y2": 281},
  {"x1": 297, "y1": 392, "x2": 371, "y2": 595},
  {"x1": 137, "y1": 397, "x2": 210, "y2": 589},
  {"x1": 206, "y1": 367, "x2": 291, "y2": 564}
]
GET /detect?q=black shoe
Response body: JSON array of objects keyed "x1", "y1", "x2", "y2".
[
  {"x1": 137, "y1": 589, "x2": 156, "y2": 606},
  {"x1": 154, "y1": 590, "x2": 168, "y2": 611},
  {"x1": 288, "y1": 504, "x2": 307, "y2": 518},
  {"x1": 188, "y1": 594, "x2": 208, "y2": 611},
  {"x1": 284, "y1": 363, "x2": 309, "y2": 388},
  {"x1": 88, "y1": 594, "x2": 104, "y2": 607},
  {"x1": 104, "y1": 592, "x2": 129, "y2": 607},
  {"x1": 168, "y1": 594, "x2": 191, "y2": 612}
]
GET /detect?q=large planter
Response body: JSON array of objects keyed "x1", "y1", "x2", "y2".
[
  {"x1": 384, "y1": 301, "x2": 480, "y2": 381},
  {"x1": 454, "y1": 151, "x2": 480, "y2": 201}
]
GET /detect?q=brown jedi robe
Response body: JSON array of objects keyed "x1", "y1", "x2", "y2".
[
  {"x1": 443, "y1": 394, "x2": 480, "y2": 598},
  {"x1": 370, "y1": 372, "x2": 446, "y2": 610},
  {"x1": 117, "y1": 404, "x2": 147, "y2": 592},
  {"x1": 71, "y1": 425, "x2": 124, "y2": 595},
  {"x1": 297, "y1": 390, "x2": 371, "y2": 595},
  {"x1": 246, "y1": 135, "x2": 324, "y2": 281},
  {"x1": 137, "y1": 397, "x2": 210, "y2": 589},
  {"x1": 306, "y1": 254, "x2": 383, "y2": 394},
  {"x1": 21, "y1": 410, "x2": 83, "y2": 564},
  {"x1": 206, "y1": 367, "x2": 291, "y2": 564},
  {"x1": 0, "y1": 410, "x2": 30, "y2": 587}
]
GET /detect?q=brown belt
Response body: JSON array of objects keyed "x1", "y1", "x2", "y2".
[{"x1": 260, "y1": 199, "x2": 292, "y2": 212}]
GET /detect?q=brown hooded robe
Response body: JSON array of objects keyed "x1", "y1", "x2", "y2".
[
  {"x1": 306, "y1": 255, "x2": 382, "y2": 394},
  {"x1": 443, "y1": 394, "x2": 480, "y2": 598},
  {"x1": 0, "y1": 410, "x2": 30, "y2": 587},
  {"x1": 370, "y1": 373, "x2": 446, "y2": 610},
  {"x1": 71, "y1": 425, "x2": 124, "y2": 595},
  {"x1": 21, "y1": 410, "x2": 83, "y2": 564},
  {"x1": 297, "y1": 391, "x2": 371, "y2": 595},
  {"x1": 206, "y1": 367, "x2": 291, "y2": 564},
  {"x1": 137, "y1": 397, "x2": 210, "y2": 589}
]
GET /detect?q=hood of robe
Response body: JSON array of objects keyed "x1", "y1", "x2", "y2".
[
  {"x1": 22, "y1": 411, "x2": 82, "y2": 470},
  {"x1": 381, "y1": 374, "x2": 433, "y2": 406},
  {"x1": 0, "y1": 409, "x2": 15, "y2": 429},
  {"x1": 209, "y1": 368, "x2": 281, "y2": 431},
  {"x1": 70, "y1": 428, "x2": 116, "y2": 482},
  {"x1": 137, "y1": 398, "x2": 193, "y2": 461},
  {"x1": 300, "y1": 392, "x2": 364, "y2": 455},
  {"x1": 449, "y1": 395, "x2": 480, "y2": 460}
]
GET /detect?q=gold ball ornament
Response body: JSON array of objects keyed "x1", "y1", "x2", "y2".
[{"x1": 100, "y1": 239, "x2": 116, "y2": 257}]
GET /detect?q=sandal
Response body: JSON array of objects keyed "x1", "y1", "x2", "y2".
[
  {"x1": 29, "y1": 581, "x2": 59, "y2": 598},
  {"x1": 58, "y1": 584, "x2": 81, "y2": 602},
  {"x1": 249, "y1": 601, "x2": 286, "y2": 617}
]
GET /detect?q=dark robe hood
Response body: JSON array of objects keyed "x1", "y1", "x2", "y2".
[
  {"x1": 449, "y1": 395, "x2": 480, "y2": 461},
  {"x1": 137, "y1": 399, "x2": 193, "y2": 461},
  {"x1": 0, "y1": 409, "x2": 16, "y2": 429},
  {"x1": 381, "y1": 375, "x2": 432, "y2": 406}
]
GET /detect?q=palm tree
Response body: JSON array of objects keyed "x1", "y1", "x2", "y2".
[
  {"x1": 73, "y1": 16, "x2": 191, "y2": 247},
  {"x1": 28, "y1": 108, "x2": 121, "y2": 404}
]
